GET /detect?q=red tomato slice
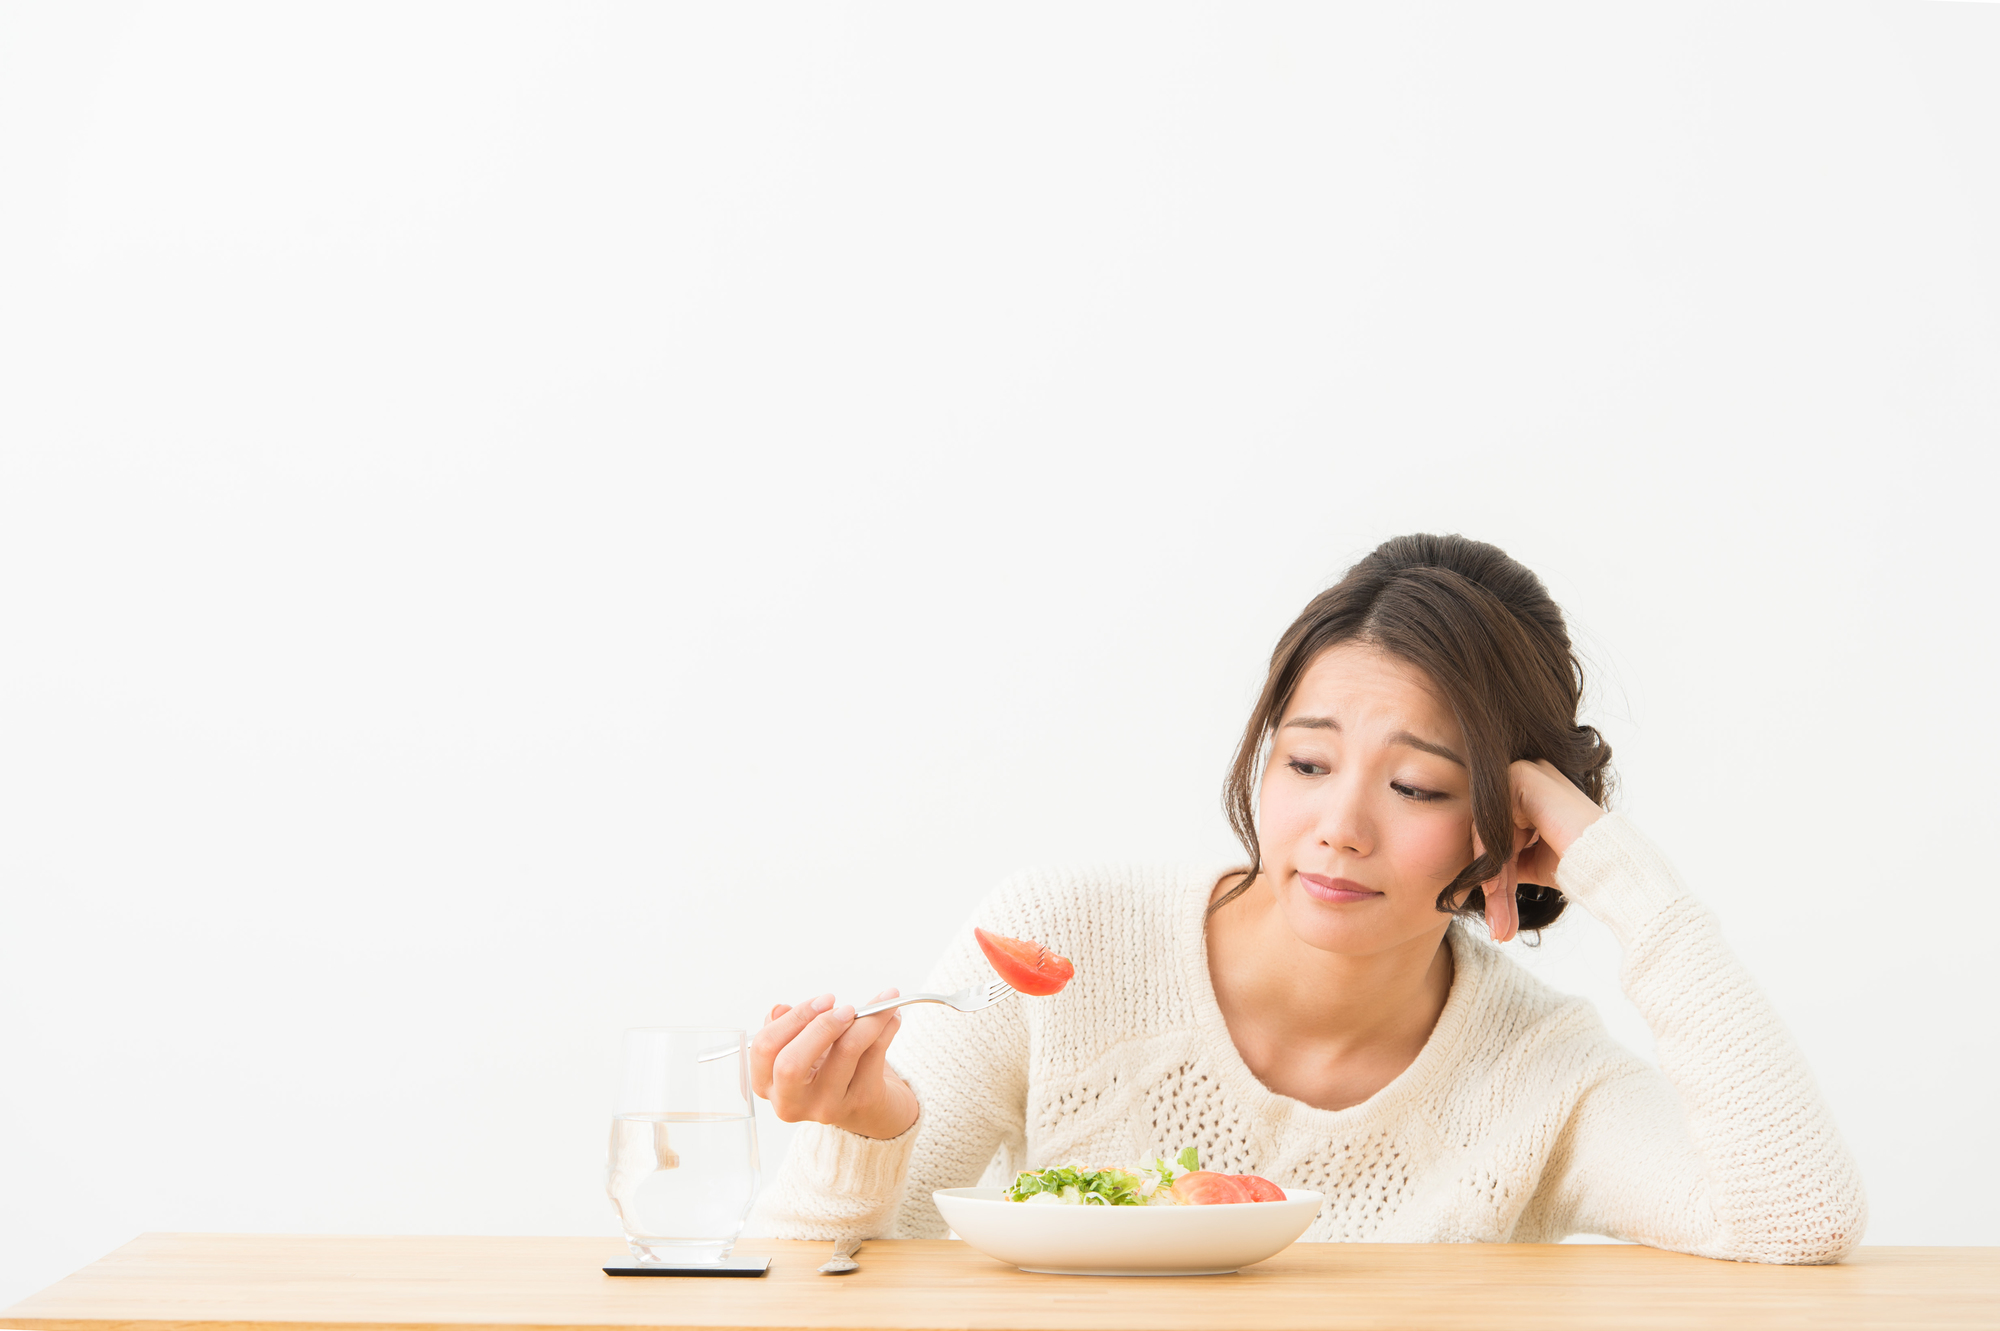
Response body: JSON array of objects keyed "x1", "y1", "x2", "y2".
[
  {"x1": 973, "y1": 928, "x2": 1074, "y2": 997},
  {"x1": 1233, "y1": 1174, "x2": 1285, "y2": 1202},
  {"x1": 1171, "y1": 1171, "x2": 1253, "y2": 1205}
]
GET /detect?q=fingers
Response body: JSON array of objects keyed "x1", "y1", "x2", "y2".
[
  {"x1": 757, "y1": 996, "x2": 829, "y2": 1050},
  {"x1": 851, "y1": 1005, "x2": 903, "y2": 1092},
  {"x1": 802, "y1": 989, "x2": 902, "y2": 1106},
  {"x1": 749, "y1": 994, "x2": 832, "y2": 1100},
  {"x1": 1508, "y1": 759, "x2": 1564, "y2": 834},
  {"x1": 770, "y1": 1000, "x2": 860, "y2": 1097},
  {"x1": 1484, "y1": 765, "x2": 1574, "y2": 926},
  {"x1": 845, "y1": 988, "x2": 904, "y2": 1084},
  {"x1": 1484, "y1": 850, "x2": 1520, "y2": 944},
  {"x1": 751, "y1": 988, "x2": 907, "y2": 1126},
  {"x1": 1512, "y1": 757, "x2": 1603, "y2": 855}
]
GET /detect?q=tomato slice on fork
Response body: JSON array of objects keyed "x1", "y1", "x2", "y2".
[{"x1": 973, "y1": 928, "x2": 1075, "y2": 997}]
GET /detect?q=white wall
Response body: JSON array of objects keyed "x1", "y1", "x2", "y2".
[{"x1": 3, "y1": 0, "x2": 1997, "y2": 1307}]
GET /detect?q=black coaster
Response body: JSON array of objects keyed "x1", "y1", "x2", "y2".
[{"x1": 603, "y1": 1257, "x2": 771, "y2": 1277}]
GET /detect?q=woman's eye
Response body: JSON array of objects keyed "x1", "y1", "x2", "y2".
[
  {"x1": 1391, "y1": 782, "x2": 1444, "y2": 802},
  {"x1": 1287, "y1": 759, "x2": 1328, "y2": 777}
]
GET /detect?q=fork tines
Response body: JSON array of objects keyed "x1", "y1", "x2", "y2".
[{"x1": 988, "y1": 979, "x2": 1017, "y2": 1002}]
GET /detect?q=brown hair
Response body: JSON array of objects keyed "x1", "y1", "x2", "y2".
[{"x1": 1214, "y1": 534, "x2": 1613, "y2": 933}]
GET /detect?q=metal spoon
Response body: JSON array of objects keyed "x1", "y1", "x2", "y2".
[{"x1": 817, "y1": 1237, "x2": 861, "y2": 1274}]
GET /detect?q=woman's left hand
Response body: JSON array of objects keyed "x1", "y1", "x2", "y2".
[{"x1": 1477, "y1": 759, "x2": 1604, "y2": 942}]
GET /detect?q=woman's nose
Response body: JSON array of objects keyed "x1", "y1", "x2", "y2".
[{"x1": 1316, "y1": 774, "x2": 1373, "y2": 856}]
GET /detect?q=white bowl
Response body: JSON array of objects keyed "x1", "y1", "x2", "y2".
[{"x1": 931, "y1": 1187, "x2": 1324, "y2": 1276}]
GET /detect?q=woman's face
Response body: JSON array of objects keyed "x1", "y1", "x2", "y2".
[{"x1": 1255, "y1": 640, "x2": 1475, "y2": 957}]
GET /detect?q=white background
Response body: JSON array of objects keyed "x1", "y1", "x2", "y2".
[{"x1": 3, "y1": 0, "x2": 1997, "y2": 1308}]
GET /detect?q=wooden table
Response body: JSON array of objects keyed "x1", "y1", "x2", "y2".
[{"x1": 4, "y1": 1234, "x2": 1994, "y2": 1331}]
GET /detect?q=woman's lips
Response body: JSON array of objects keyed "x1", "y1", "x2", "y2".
[{"x1": 1298, "y1": 873, "x2": 1382, "y2": 904}]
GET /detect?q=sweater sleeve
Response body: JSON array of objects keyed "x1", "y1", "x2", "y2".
[
  {"x1": 744, "y1": 885, "x2": 1034, "y2": 1242},
  {"x1": 1531, "y1": 814, "x2": 1867, "y2": 1263}
]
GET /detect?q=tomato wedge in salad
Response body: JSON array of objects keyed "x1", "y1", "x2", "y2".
[
  {"x1": 974, "y1": 928, "x2": 1075, "y2": 997},
  {"x1": 1170, "y1": 1171, "x2": 1254, "y2": 1205},
  {"x1": 1232, "y1": 1174, "x2": 1286, "y2": 1202}
]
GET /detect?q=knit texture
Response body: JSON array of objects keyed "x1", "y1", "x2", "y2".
[{"x1": 746, "y1": 814, "x2": 1866, "y2": 1263}]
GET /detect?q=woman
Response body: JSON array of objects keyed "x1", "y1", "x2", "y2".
[{"x1": 744, "y1": 534, "x2": 1865, "y2": 1263}]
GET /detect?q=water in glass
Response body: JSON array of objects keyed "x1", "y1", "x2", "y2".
[{"x1": 606, "y1": 1028, "x2": 761, "y2": 1263}]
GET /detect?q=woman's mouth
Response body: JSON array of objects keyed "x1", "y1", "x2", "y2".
[{"x1": 1298, "y1": 873, "x2": 1382, "y2": 904}]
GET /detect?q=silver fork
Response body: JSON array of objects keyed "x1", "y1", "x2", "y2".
[
  {"x1": 854, "y1": 978, "x2": 1015, "y2": 1018},
  {"x1": 695, "y1": 980, "x2": 1017, "y2": 1063}
]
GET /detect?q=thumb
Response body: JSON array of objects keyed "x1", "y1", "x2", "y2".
[{"x1": 1483, "y1": 852, "x2": 1520, "y2": 943}]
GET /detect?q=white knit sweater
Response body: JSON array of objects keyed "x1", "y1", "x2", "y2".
[{"x1": 747, "y1": 814, "x2": 1866, "y2": 1263}]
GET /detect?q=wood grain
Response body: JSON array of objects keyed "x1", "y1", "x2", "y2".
[{"x1": 4, "y1": 1234, "x2": 1995, "y2": 1331}]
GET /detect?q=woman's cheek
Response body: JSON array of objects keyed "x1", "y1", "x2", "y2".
[
  {"x1": 1256, "y1": 773, "x2": 1315, "y2": 860},
  {"x1": 1255, "y1": 798, "x2": 1303, "y2": 857},
  {"x1": 1403, "y1": 811, "x2": 1474, "y2": 888}
]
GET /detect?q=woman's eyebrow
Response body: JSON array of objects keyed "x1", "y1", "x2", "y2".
[
  {"x1": 1391, "y1": 731, "x2": 1466, "y2": 766},
  {"x1": 1288, "y1": 715, "x2": 1464, "y2": 767},
  {"x1": 1281, "y1": 715, "x2": 1464, "y2": 766}
]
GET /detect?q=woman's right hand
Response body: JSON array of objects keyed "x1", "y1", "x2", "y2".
[{"x1": 748, "y1": 991, "x2": 920, "y2": 1141}]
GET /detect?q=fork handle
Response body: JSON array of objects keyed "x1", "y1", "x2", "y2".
[{"x1": 852, "y1": 993, "x2": 946, "y2": 1019}]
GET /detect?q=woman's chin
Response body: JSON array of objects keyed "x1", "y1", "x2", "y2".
[
  {"x1": 1281, "y1": 898, "x2": 1440, "y2": 958},
  {"x1": 1280, "y1": 907, "x2": 1390, "y2": 956}
]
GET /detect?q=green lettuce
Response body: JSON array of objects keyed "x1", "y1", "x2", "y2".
[{"x1": 1006, "y1": 1147, "x2": 1203, "y2": 1206}]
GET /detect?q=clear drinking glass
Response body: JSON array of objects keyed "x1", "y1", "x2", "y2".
[{"x1": 605, "y1": 1027, "x2": 762, "y2": 1263}]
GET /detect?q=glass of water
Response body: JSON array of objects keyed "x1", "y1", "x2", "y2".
[{"x1": 606, "y1": 1027, "x2": 762, "y2": 1263}]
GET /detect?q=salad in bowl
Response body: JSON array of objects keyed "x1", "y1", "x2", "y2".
[
  {"x1": 934, "y1": 1148, "x2": 1322, "y2": 1276},
  {"x1": 1006, "y1": 1147, "x2": 1287, "y2": 1207}
]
